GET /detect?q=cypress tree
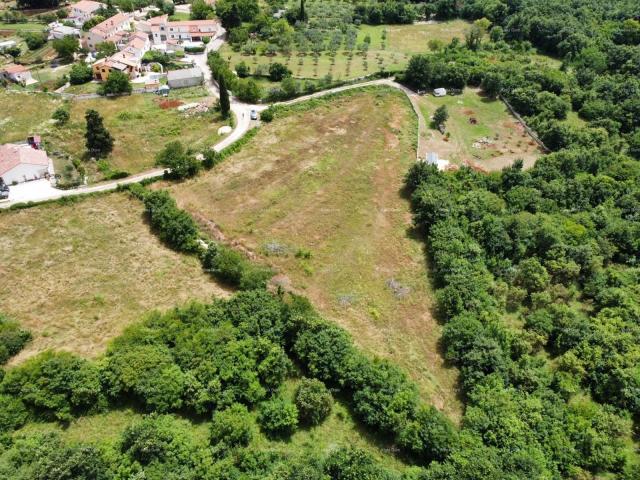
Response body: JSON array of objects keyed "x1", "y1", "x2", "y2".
[
  {"x1": 299, "y1": 0, "x2": 306, "y2": 22},
  {"x1": 219, "y1": 73, "x2": 231, "y2": 119},
  {"x1": 84, "y1": 109, "x2": 113, "y2": 158}
]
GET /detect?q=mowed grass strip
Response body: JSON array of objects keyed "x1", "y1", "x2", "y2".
[
  {"x1": 0, "y1": 192, "x2": 229, "y2": 363},
  {"x1": 167, "y1": 89, "x2": 462, "y2": 419},
  {"x1": 0, "y1": 90, "x2": 226, "y2": 177}
]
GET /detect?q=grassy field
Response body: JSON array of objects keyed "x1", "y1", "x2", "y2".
[
  {"x1": 0, "y1": 89, "x2": 228, "y2": 179},
  {"x1": 14, "y1": 377, "x2": 407, "y2": 472},
  {"x1": 221, "y1": 20, "x2": 470, "y2": 81},
  {"x1": 164, "y1": 88, "x2": 462, "y2": 420},
  {"x1": 0, "y1": 21, "x2": 46, "y2": 33},
  {"x1": 416, "y1": 88, "x2": 543, "y2": 171},
  {"x1": 0, "y1": 192, "x2": 229, "y2": 363}
]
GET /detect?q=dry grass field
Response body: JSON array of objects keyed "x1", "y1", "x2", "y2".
[
  {"x1": 166, "y1": 88, "x2": 462, "y2": 419},
  {"x1": 0, "y1": 193, "x2": 229, "y2": 363}
]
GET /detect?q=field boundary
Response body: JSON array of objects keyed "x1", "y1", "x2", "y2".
[{"x1": 500, "y1": 94, "x2": 549, "y2": 153}]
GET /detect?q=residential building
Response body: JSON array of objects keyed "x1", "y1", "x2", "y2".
[
  {"x1": 148, "y1": 15, "x2": 220, "y2": 45},
  {"x1": 69, "y1": 0, "x2": 104, "y2": 26},
  {"x1": 0, "y1": 143, "x2": 52, "y2": 185},
  {"x1": 82, "y1": 11, "x2": 132, "y2": 51},
  {"x1": 167, "y1": 66, "x2": 203, "y2": 88},
  {"x1": 92, "y1": 31, "x2": 150, "y2": 80},
  {"x1": 0, "y1": 64, "x2": 34, "y2": 84},
  {"x1": 48, "y1": 22, "x2": 81, "y2": 40},
  {"x1": 0, "y1": 40, "x2": 17, "y2": 52}
]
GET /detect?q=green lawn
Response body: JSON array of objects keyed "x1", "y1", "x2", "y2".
[
  {"x1": 0, "y1": 21, "x2": 46, "y2": 32},
  {"x1": 221, "y1": 20, "x2": 471, "y2": 81},
  {"x1": 64, "y1": 80, "x2": 101, "y2": 94}
]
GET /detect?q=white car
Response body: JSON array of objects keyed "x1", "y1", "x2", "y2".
[{"x1": 250, "y1": 110, "x2": 258, "y2": 120}]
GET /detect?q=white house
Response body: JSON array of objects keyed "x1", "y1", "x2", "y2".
[
  {"x1": 48, "y1": 22, "x2": 80, "y2": 40},
  {"x1": 0, "y1": 143, "x2": 53, "y2": 185},
  {"x1": 0, "y1": 40, "x2": 17, "y2": 52},
  {"x1": 0, "y1": 64, "x2": 35, "y2": 84},
  {"x1": 69, "y1": 0, "x2": 105, "y2": 27},
  {"x1": 147, "y1": 15, "x2": 220, "y2": 45}
]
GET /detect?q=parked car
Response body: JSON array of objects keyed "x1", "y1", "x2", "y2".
[{"x1": 250, "y1": 109, "x2": 258, "y2": 120}]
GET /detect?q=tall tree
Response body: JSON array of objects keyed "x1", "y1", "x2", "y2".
[
  {"x1": 218, "y1": 74, "x2": 231, "y2": 119},
  {"x1": 299, "y1": 0, "x2": 306, "y2": 22},
  {"x1": 84, "y1": 109, "x2": 113, "y2": 158}
]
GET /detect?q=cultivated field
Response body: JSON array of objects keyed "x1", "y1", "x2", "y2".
[
  {"x1": 220, "y1": 20, "x2": 470, "y2": 81},
  {"x1": 166, "y1": 88, "x2": 462, "y2": 419},
  {"x1": 0, "y1": 89, "x2": 227, "y2": 179},
  {"x1": 417, "y1": 88, "x2": 544, "y2": 170},
  {"x1": 0, "y1": 192, "x2": 229, "y2": 363}
]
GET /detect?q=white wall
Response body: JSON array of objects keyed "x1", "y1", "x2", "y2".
[{"x1": 1, "y1": 164, "x2": 48, "y2": 185}]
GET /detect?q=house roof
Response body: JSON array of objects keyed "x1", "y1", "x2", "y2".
[
  {"x1": 167, "y1": 67, "x2": 203, "y2": 81},
  {"x1": 1, "y1": 64, "x2": 28, "y2": 74},
  {"x1": 72, "y1": 0, "x2": 103, "y2": 13},
  {"x1": 0, "y1": 144, "x2": 49, "y2": 177},
  {"x1": 91, "y1": 12, "x2": 131, "y2": 36}
]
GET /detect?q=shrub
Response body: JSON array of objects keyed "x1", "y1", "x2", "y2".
[
  {"x1": 69, "y1": 62, "x2": 92, "y2": 85},
  {"x1": 210, "y1": 403, "x2": 254, "y2": 447},
  {"x1": 98, "y1": 71, "x2": 132, "y2": 96},
  {"x1": 268, "y1": 62, "x2": 291, "y2": 81},
  {"x1": 260, "y1": 108, "x2": 274, "y2": 122},
  {"x1": 295, "y1": 378, "x2": 333, "y2": 426},
  {"x1": 0, "y1": 314, "x2": 31, "y2": 364},
  {"x1": 0, "y1": 351, "x2": 104, "y2": 422},
  {"x1": 155, "y1": 141, "x2": 201, "y2": 179},
  {"x1": 0, "y1": 395, "x2": 28, "y2": 433},
  {"x1": 143, "y1": 190, "x2": 200, "y2": 253},
  {"x1": 257, "y1": 397, "x2": 298, "y2": 437},
  {"x1": 24, "y1": 32, "x2": 46, "y2": 50}
]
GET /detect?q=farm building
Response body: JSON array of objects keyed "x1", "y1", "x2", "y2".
[
  {"x1": 0, "y1": 143, "x2": 52, "y2": 185},
  {"x1": 167, "y1": 67, "x2": 203, "y2": 88}
]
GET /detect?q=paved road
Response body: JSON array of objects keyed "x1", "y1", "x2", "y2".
[{"x1": 1, "y1": 68, "x2": 422, "y2": 208}]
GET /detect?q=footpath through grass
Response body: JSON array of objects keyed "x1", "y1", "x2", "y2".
[
  {"x1": 166, "y1": 88, "x2": 462, "y2": 419},
  {"x1": 0, "y1": 192, "x2": 229, "y2": 363}
]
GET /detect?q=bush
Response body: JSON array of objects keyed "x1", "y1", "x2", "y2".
[
  {"x1": 0, "y1": 395, "x2": 28, "y2": 433},
  {"x1": 210, "y1": 403, "x2": 254, "y2": 447},
  {"x1": 24, "y1": 32, "x2": 46, "y2": 50},
  {"x1": 268, "y1": 62, "x2": 291, "y2": 82},
  {"x1": 143, "y1": 190, "x2": 200, "y2": 253},
  {"x1": 69, "y1": 62, "x2": 92, "y2": 85},
  {"x1": 0, "y1": 351, "x2": 104, "y2": 422},
  {"x1": 0, "y1": 314, "x2": 31, "y2": 364},
  {"x1": 260, "y1": 108, "x2": 274, "y2": 122},
  {"x1": 184, "y1": 45, "x2": 206, "y2": 53},
  {"x1": 257, "y1": 397, "x2": 298, "y2": 437},
  {"x1": 295, "y1": 378, "x2": 333, "y2": 426},
  {"x1": 156, "y1": 141, "x2": 201, "y2": 179},
  {"x1": 98, "y1": 71, "x2": 132, "y2": 96}
]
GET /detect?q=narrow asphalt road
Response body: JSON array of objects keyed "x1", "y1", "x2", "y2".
[{"x1": 1, "y1": 62, "x2": 422, "y2": 208}]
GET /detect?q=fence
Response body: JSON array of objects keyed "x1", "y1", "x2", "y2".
[{"x1": 499, "y1": 94, "x2": 550, "y2": 153}]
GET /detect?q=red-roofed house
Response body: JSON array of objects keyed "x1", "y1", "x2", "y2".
[
  {"x1": 70, "y1": 0, "x2": 105, "y2": 26},
  {"x1": 0, "y1": 64, "x2": 34, "y2": 84},
  {"x1": 81, "y1": 11, "x2": 132, "y2": 50},
  {"x1": 0, "y1": 144, "x2": 52, "y2": 185}
]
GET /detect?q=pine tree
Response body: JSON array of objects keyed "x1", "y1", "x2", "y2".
[
  {"x1": 85, "y1": 109, "x2": 114, "y2": 158},
  {"x1": 218, "y1": 74, "x2": 231, "y2": 119}
]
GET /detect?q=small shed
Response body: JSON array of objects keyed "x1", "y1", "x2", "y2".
[
  {"x1": 433, "y1": 88, "x2": 447, "y2": 97},
  {"x1": 0, "y1": 40, "x2": 17, "y2": 52},
  {"x1": 167, "y1": 67, "x2": 203, "y2": 89}
]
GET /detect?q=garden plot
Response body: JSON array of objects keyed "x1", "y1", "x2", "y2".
[{"x1": 417, "y1": 88, "x2": 544, "y2": 171}]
